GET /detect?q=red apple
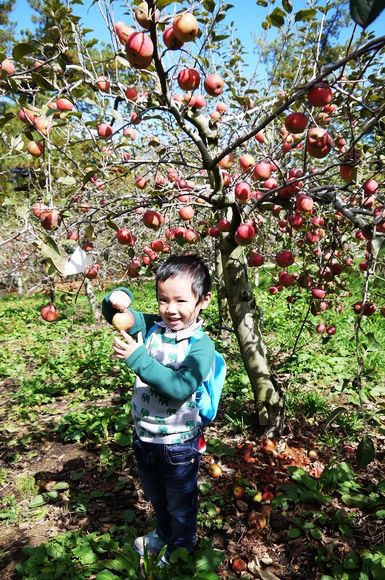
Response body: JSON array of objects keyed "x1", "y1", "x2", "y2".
[
  {"x1": 114, "y1": 21, "x2": 135, "y2": 44},
  {"x1": 143, "y1": 209, "x2": 163, "y2": 230},
  {"x1": 173, "y1": 13, "x2": 199, "y2": 43},
  {"x1": 1, "y1": 58, "x2": 15, "y2": 75},
  {"x1": 339, "y1": 164, "x2": 357, "y2": 183},
  {"x1": 239, "y1": 154, "x2": 255, "y2": 171},
  {"x1": 32, "y1": 202, "x2": 49, "y2": 218},
  {"x1": 84, "y1": 264, "x2": 100, "y2": 279},
  {"x1": 179, "y1": 206, "x2": 195, "y2": 220},
  {"x1": 235, "y1": 182, "x2": 251, "y2": 204},
  {"x1": 235, "y1": 223, "x2": 255, "y2": 245},
  {"x1": 311, "y1": 287, "x2": 326, "y2": 299},
  {"x1": 96, "y1": 76, "x2": 111, "y2": 92},
  {"x1": 296, "y1": 194, "x2": 314, "y2": 214},
  {"x1": 124, "y1": 86, "x2": 138, "y2": 101},
  {"x1": 163, "y1": 25, "x2": 184, "y2": 50},
  {"x1": 40, "y1": 209, "x2": 61, "y2": 230},
  {"x1": 134, "y1": 2, "x2": 159, "y2": 29},
  {"x1": 177, "y1": 68, "x2": 200, "y2": 91},
  {"x1": 284, "y1": 112, "x2": 308, "y2": 134},
  {"x1": 204, "y1": 73, "x2": 224, "y2": 97},
  {"x1": 97, "y1": 123, "x2": 113, "y2": 138},
  {"x1": 307, "y1": 83, "x2": 333, "y2": 107},
  {"x1": 306, "y1": 127, "x2": 332, "y2": 158},
  {"x1": 126, "y1": 259, "x2": 141, "y2": 278},
  {"x1": 276, "y1": 250, "x2": 295, "y2": 268},
  {"x1": 362, "y1": 179, "x2": 379, "y2": 195},
  {"x1": 27, "y1": 141, "x2": 44, "y2": 157},
  {"x1": 117, "y1": 228, "x2": 137, "y2": 245},
  {"x1": 56, "y1": 98, "x2": 74, "y2": 111},
  {"x1": 248, "y1": 250, "x2": 264, "y2": 267},
  {"x1": 40, "y1": 304, "x2": 59, "y2": 322},
  {"x1": 326, "y1": 325, "x2": 336, "y2": 335},
  {"x1": 218, "y1": 153, "x2": 235, "y2": 169},
  {"x1": 316, "y1": 322, "x2": 326, "y2": 334},
  {"x1": 217, "y1": 218, "x2": 231, "y2": 232},
  {"x1": 125, "y1": 32, "x2": 154, "y2": 69},
  {"x1": 253, "y1": 161, "x2": 272, "y2": 181}
]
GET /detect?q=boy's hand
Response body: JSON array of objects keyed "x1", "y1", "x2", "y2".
[
  {"x1": 109, "y1": 290, "x2": 131, "y2": 312},
  {"x1": 112, "y1": 330, "x2": 143, "y2": 360}
]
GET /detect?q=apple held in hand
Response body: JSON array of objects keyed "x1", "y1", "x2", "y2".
[{"x1": 112, "y1": 311, "x2": 135, "y2": 331}]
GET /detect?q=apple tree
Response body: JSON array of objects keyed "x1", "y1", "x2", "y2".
[{"x1": 1, "y1": 0, "x2": 385, "y2": 432}]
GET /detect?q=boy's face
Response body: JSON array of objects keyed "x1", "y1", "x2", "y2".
[{"x1": 157, "y1": 274, "x2": 211, "y2": 331}]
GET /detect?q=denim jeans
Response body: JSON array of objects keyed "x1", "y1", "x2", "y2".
[{"x1": 132, "y1": 431, "x2": 201, "y2": 558}]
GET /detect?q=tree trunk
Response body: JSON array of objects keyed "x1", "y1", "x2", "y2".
[
  {"x1": 214, "y1": 242, "x2": 231, "y2": 335},
  {"x1": 84, "y1": 278, "x2": 102, "y2": 322},
  {"x1": 220, "y1": 237, "x2": 283, "y2": 433}
]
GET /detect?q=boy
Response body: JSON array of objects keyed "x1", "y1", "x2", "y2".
[{"x1": 102, "y1": 254, "x2": 215, "y2": 563}]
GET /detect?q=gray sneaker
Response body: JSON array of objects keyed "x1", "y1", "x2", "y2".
[{"x1": 133, "y1": 530, "x2": 166, "y2": 556}]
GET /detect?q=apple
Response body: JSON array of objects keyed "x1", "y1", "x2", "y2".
[
  {"x1": 207, "y1": 226, "x2": 220, "y2": 237},
  {"x1": 235, "y1": 181, "x2": 251, "y2": 204},
  {"x1": 326, "y1": 325, "x2": 336, "y2": 335},
  {"x1": 248, "y1": 250, "x2": 264, "y2": 267},
  {"x1": 33, "y1": 115, "x2": 52, "y2": 135},
  {"x1": 125, "y1": 259, "x2": 141, "y2": 278},
  {"x1": 296, "y1": 194, "x2": 314, "y2": 214},
  {"x1": 204, "y1": 73, "x2": 224, "y2": 97},
  {"x1": 143, "y1": 209, "x2": 163, "y2": 230},
  {"x1": 112, "y1": 311, "x2": 135, "y2": 331},
  {"x1": 255, "y1": 131, "x2": 265, "y2": 143},
  {"x1": 279, "y1": 271, "x2": 295, "y2": 287},
  {"x1": 179, "y1": 206, "x2": 195, "y2": 220},
  {"x1": 135, "y1": 176, "x2": 147, "y2": 189},
  {"x1": 84, "y1": 264, "x2": 100, "y2": 279},
  {"x1": 96, "y1": 76, "x2": 110, "y2": 92},
  {"x1": 284, "y1": 112, "x2": 308, "y2": 134},
  {"x1": 362, "y1": 179, "x2": 379, "y2": 195},
  {"x1": 253, "y1": 161, "x2": 272, "y2": 181},
  {"x1": 151, "y1": 239, "x2": 165, "y2": 252},
  {"x1": 18, "y1": 108, "x2": 35, "y2": 125},
  {"x1": 235, "y1": 223, "x2": 255, "y2": 245},
  {"x1": 1, "y1": 58, "x2": 15, "y2": 75},
  {"x1": 217, "y1": 218, "x2": 231, "y2": 232},
  {"x1": 288, "y1": 214, "x2": 304, "y2": 229},
  {"x1": 114, "y1": 21, "x2": 135, "y2": 44},
  {"x1": 218, "y1": 153, "x2": 235, "y2": 169},
  {"x1": 173, "y1": 13, "x2": 199, "y2": 43},
  {"x1": 163, "y1": 25, "x2": 184, "y2": 50},
  {"x1": 208, "y1": 463, "x2": 222, "y2": 478},
  {"x1": 311, "y1": 287, "x2": 326, "y2": 299},
  {"x1": 276, "y1": 250, "x2": 295, "y2": 268},
  {"x1": 339, "y1": 164, "x2": 357, "y2": 183},
  {"x1": 233, "y1": 485, "x2": 245, "y2": 499},
  {"x1": 32, "y1": 202, "x2": 49, "y2": 218},
  {"x1": 40, "y1": 208, "x2": 61, "y2": 230},
  {"x1": 177, "y1": 68, "x2": 200, "y2": 91},
  {"x1": 56, "y1": 98, "x2": 74, "y2": 111},
  {"x1": 134, "y1": 2, "x2": 159, "y2": 29},
  {"x1": 117, "y1": 228, "x2": 137, "y2": 245},
  {"x1": 307, "y1": 83, "x2": 333, "y2": 107},
  {"x1": 27, "y1": 141, "x2": 44, "y2": 157},
  {"x1": 239, "y1": 154, "x2": 255, "y2": 171},
  {"x1": 306, "y1": 127, "x2": 332, "y2": 158},
  {"x1": 362, "y1": 302, "x2": 376, "y2": 316},
  {"x1": 316, "y1": 322, "x2": 326, "y2": 334},
  {"x1": 216, "y1": 102, "x2": 227, "y2": 113},
  {"x1": 67, "y1": 230, "x2": 78, "y2": 241},
  {"x1": 124, "y1": 86, "x2": 138, "y2": 101},
  {"x1": 125, "y1": 32, "x2": 154, "y2": 68},
  {"x1": 97, "y1": 123, "x2": 113, "y2": 139},
  {"x1": 40, "y1": 304, "x2": 59, "y2": 322}
]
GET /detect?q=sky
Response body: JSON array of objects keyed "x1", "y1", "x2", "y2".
[{"x1": 9, "y1": 0, "x2": 385, "y2": 65}]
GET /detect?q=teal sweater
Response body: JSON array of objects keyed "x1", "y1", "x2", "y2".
[{"x1": 102, "y1": 287, "x2": 215, "y2": 442}]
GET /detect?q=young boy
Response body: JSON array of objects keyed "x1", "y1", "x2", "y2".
[{"x1": 102, "y1": 254, "x2": 215, "y2": 563}]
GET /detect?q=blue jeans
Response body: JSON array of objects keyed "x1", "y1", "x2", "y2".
[{"x1": 132, "y1": 432, "x2": 201, "y2": 558}]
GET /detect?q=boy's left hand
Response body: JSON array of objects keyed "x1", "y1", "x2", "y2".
[{"x1": 112, "y1": 330, "x2": 143, "y2": 360}]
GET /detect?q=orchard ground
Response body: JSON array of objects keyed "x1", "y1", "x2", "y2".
[{"x1": 1, "y1": 276, "x2": 385, "y2": 579}]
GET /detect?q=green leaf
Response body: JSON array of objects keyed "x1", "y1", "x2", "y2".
[
  {"x1": 295, "y1": 8, "x2": 317, "y2": 21},
  {"x1": 33, "y1": 236, "x2": 66, "y2": 275},
  {"x1": 95, "y1": 570, "x2": 120, "y2": 580},
  {"x1": 356, "y1": 435, "x2": 375, "y2": 468},
  {"x1": 72, "y1": 543, "x2": 98, "y2": 565},
  {"x1": 30, "y1": 72, "x2": 57, "y2": 91},
  {"x1": 287, "y1": 527, "x2": 302, "y2": 538},
  {"x1": 107, "y1": 220, "x2": 119, "y2": 231},
  {"x1": 203, "y1": 0, "x2": 216, "y2": 11},
  {"x1": 282, "y1": 0, "x2": 293, "y2": 12},
  {"x1": 0, "y1": 113, "x2": 15, "y2": 129},
  {"x1": 156, "y1": 0, "x2": 182, "y2": 8},
  {"x1": 268, "y1": 7, "x2": 286, "y2": 27},
  {"x1": 12, "y1": 42, "x2": 39, "y2": 60},
  {"x1": 324, "y1": 406, "x2": 348, "y2": 429},
  {"x1": 113, "y1": 432, "x2": 131, "y2": 446},
  {"x1": 310, "y1": 527, "x2": 323, "y2": 540},
  {"x1": 350, "y1": 0, "x2": 385, "y2": 27}
]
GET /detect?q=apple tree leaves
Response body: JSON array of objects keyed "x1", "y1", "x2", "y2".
[{"x1": 350, "y1": 0, "x2": 385, "y2": 27}]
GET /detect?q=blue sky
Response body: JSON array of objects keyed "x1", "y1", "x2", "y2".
[{"x1": 10, "y1": 0, "x2": 384, "y2": 59}]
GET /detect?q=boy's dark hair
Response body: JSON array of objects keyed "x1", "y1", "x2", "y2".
[{"x1": 155, "y1": 254, "x2": 212, "y2": 301}]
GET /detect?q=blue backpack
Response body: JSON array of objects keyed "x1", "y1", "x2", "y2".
[{"x1": 145, "y1": 325, "x2": 226, "y2": 426}]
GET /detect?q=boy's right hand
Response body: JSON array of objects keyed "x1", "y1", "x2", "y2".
[{"x1": 109, "y1": 290, "x2": 131, "y2": 312}]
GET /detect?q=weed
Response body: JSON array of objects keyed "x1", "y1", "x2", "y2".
[{"x1": 14, "y1": 473, "x2": 38, "y2": 499}]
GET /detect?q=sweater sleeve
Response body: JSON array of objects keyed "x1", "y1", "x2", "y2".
[
  {"x1": 101, "y1": 286, "x2": 160, "y2": 336},
  {"x1": 125, "y1": 334, "x2": 215, "y2": 401}
]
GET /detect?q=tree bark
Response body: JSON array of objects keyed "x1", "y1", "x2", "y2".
[
  {"x1": 220, "y1": 236, "x2": 283, "y2": 433},
  {"x1": 84, "y1": 278, "x2": 102, "y2": 322}
]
